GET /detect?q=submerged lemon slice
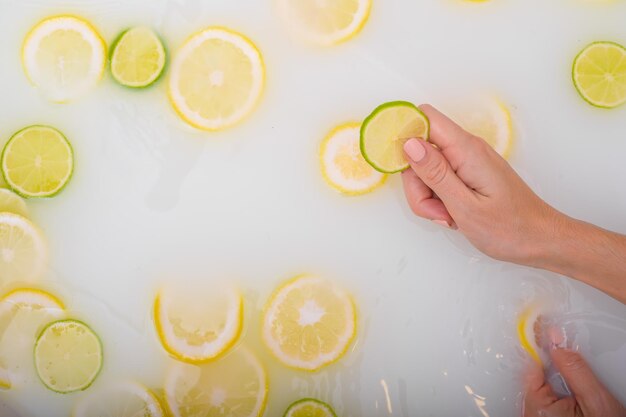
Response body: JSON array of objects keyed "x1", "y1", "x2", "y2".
[
  {"x1": 0, "y1": 288, "x2": 65, "y2": 390},
  {"x1": 320, "y1": 123, "x2": 386, "y2": 195},
  {"x1": 1, "y1": 126, "x2": 74, "y2": 198},
  {"x1": 22, "y1": 15, "x2": 106, "y2": 102},
  {"x1": 168, "y1": 27, "x2": 265, "y2": 131},
  {"x1": 154, "y1": 285, "x2": 243, "y2": 363},
  {"x1": 111, "y1": 27, "x2": 166, "y2": 88},
  {"x1": 0, "y1": 213, "x2": 47, "y2": 285},
  {"x1": 262, "y1": 275, "x2": 356, "y2": 371},
  {"x1": 164, "y1": 347, "x2": 267, "y2": 417},
  {"x1": 284, "y1": 398, "x2": 337, "y2": 417},
  {"x1": 34, "y1": 319, "x2": 103, "y2": 393},
  {"x1": 573, "y1": 41, "x2": 626, "y2": 108},
  {"x1": 74, "y1": 382, "x2": 164, "y2": 417},
  {"x1": 0, "y1": 189, "x2": 29, "y2": 218},
  {"x1": 517, "y1": 308, "x2": 543, "y2": 366},
  {"x1": 276, "y1": 0, "x2": 371, "y2": 46},
  {"x1": 360, "y1": 101, "x2": 430, "y2": 174}
]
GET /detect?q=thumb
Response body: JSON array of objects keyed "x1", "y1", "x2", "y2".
[{"x1": 403, "y1": 138, "x2": 471, "y2": 203}]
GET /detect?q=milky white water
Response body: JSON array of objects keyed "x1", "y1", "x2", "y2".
[{"x1": 1, "y1": 0, "x2": 626, "y2": 416}]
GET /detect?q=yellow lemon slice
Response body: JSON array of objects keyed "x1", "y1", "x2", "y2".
[
  {"x1": 110, "y1": 27, "x2": 167, "y2": 88},
  {"x1": 320, "y1": 123, "x2": 386, "y2": 195},
  {"x1": 284, "y1": 399, "x2": 337, "y2": 417},
  {"x1": 22, "y1": 15, "x2": 106, "y2": 103},
  {"x1": 0, "y1": 288, "x2": 64, "y2": 390},
  {"x1": 276, "y1": 0, "x2": 372, "y2": 46},
  {"x1": 164, "y1": 347, "x2": 268, "y2": 417},
  {"x1": 0, "y1": 189, "x2": 29, "y2": 218},
  {"x1": 262, "y1": 275, "x2": 356, "y2": 371},
  {"x1": 168, "y1": 27, "x2": 265, "y2": 131},
  {"x1": 517, "y1": 307, "x2": 544, "y2": 366},
  {"x1": 74, "y1": 382, "x2": 164, "y2": 417},
  {"x1": 573, "y1": 41, "x2": 626, "y2": 108},
  {"x1": 0, "y1": 213, "x2": 47, "y2": 285},
  {"x1": 154, "y1": 285, "x2": 243, "y2": 363}
]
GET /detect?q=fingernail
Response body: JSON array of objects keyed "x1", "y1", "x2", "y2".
[
  {"x1": 404, "y1": 138, "x2": 426, "y2": 162},
  {"x1": 432, "y1": 219, "x2": 452, "y2": 229}
]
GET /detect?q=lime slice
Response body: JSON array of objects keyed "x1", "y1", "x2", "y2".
[
  {"x1": 360, "y1": 101, "x2": 430, "y2": 173},
  {"x1": 262, "y1": 275, "x2": 356, "y2": 371},
  {"x1": 22, "y1": 15, "x2": 106, "y2": 103},
  {"x1": 164, "y1": 347, "x2": 268, "y2": 417},
  {"x1": 74, "y1": 382, "x2": 164, "y2": 417},
  {"x1": 0, "y1": 188, "x2": 29, "y2": 218},
  {"x1": 320, "y1": 122, "x2": 386, "y2": 195},
  {"x1": 284, "y1": 399, "x2": 337, "y2": 417},
  {"x1": 572, "y1": 41, "x2": 626, "y2": 108},
  {"x1": 1, "y1": 125, "x2": 74, "y2": 198},
  {"x1": 0, "y1": 213, "x2": 47, "y2": 285},
  {"x1": 110, "y1": 27, "x2": 166, "y2": 88},
  {"x1": 34, "y1": 319, "x2": 103, "y2": 393}
]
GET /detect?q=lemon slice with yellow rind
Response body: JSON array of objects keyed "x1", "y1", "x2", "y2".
[
  {"x1": 0, "y1": 189, "x2": 29, "y2": 218},
  {"x1": 111, "y1": 27, "x2": 166, "y2": 88},
  {"x1": 262, "y1": 275, "x2": 356, "y2": 371},
  {"x1": 573, "y1": 41, "x2": 626, "y2": 108},
  {"x1": 0, "y1": 213, "x2": 47, "y2": 285},
  {"x1": 74, "y1": 382, "x2": 164, "y2": 417},
  {"x1": 517, "y1": 307, "x2": 544, "y2": 366},
  {"x1": 22, "y1": 15, "x2": 106, "y2": 103},
  {"x1": 169, "y1": 27, "x2": 265, "y2": 131},
  {"x1": 320, "y1": 123, "x2": 386, "y2": 195}
]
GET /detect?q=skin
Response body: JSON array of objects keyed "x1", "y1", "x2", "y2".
[{"x1": 400, "y1": 104, "x2": 626, "y2": 417}]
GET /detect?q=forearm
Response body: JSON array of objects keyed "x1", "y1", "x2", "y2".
[{"x1": 534, "y1": 213, "x2": 626, "y2": 304}]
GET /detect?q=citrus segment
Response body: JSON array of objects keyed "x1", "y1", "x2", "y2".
[
  {"x1": 262, "y1": 275, "x2": 356, "y2": 371},
  {"x1": 360, "y1": 101, "x2": 430, "y2": 173},
  {"x1": 517, "y1": 308, "x2": 543, "y2": 366},
  {"x1": 22, "y1": 15, "x2": 106, "y2": 102},
  {"x1": 164, "y1": 347, "x2": 267, "y2": 417},
  {"x1": 1, "y1": 125, "x2": 74, "y2": 198},
  {"x1": 73, "y1": 382, "x2": 164, "y2": 417},
  {"x1": 34, "y1": 319, "x2": 103, "y2": 393},
  {"x1": 320, "y1": 123, "x2": 386, "y2": 195},
  {"x1": 0, "y1": 189, "x2": 29, "y2": 218},
  {"x1": 284, "y1": 398, "x2": 337, "y2": 417},
  {"x1": 169, "y1": 27, "x2": 264, "y2": 131},
  {"x1": 0, "y1": 213, "x2": 47, "y2": 285},
  {"x1": 111, "y1": 27, "x2": 166, "y2": 88},
  {"x1": 573, "y1": 41, "x2": 626, "y2": 108},
  {"x1": 154, "y1": 285, "x2": 243, "y2": 363}
]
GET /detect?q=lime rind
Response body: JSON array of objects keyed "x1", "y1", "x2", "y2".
[
  {"x1": 284, "y1": 398, "x2": 337, "y2": 417},
  {"x1": 110, "y1": 27, "x2": 167, "y2": 89},
  {"x1": 360, "y1": 101, "x2": 430, "y2": 174}
]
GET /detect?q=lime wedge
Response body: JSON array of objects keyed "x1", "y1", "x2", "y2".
[
  {"x1": 34, "y1": 319, "x2": 103, "y2": 393},
  {"x1": 111, "y1": 27, "x2": 166, "y2": 88},
  {"x1": 360, "y1": 101, "x2": 430, "y2": 173},
  {"x1": 1, "y1": 126, "x2": 73, "y2": 198},
  {"x1": 284, "y1": 398, "x2": 337, "y2": 417},
  {"x1": 572, "y1": 41, "x2": 626, "y2": 108}
]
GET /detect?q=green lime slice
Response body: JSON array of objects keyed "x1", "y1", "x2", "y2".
[
  {"x1": 572, "y1": 41, "x2": 626, "y2": 109},
  {"x1": 110, "y1": 27, "x2": 166, "y2": 88},
  {"x1": 284, "y1": 398, "x2": 337, "y2": 417},
  {"x1": 1, "y1": 125, "x2": 73, "y2": 198},
  {"x1": 34, "y1": 319, "x2": 103, "y2": 393},
  {"x1": 360, "y1": 101, "x2": 430, "y2": 173}
]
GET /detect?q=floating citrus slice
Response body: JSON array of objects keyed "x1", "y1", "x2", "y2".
[
  {"x1": 517, "y1": 307, "x2": 544, "y2": 366},
  {"x1": 73, "y1": 382, "x2": 164, "y2": 417},
  {"x1": 154, "y1": 285, "x2": 243, "y2": 363},
  {"x1": 0, "y1": 189, "x2": 29, "y2": 218},
  {"x1": 573, "y1": 41, "x2": 626, "y2": 108},
  {"x1": 34, "y1": 319, "x2": 103, "y2": 393},
  {"x1": 320, "y1": 123, "x2": 386, "y2": 195},
  {"x1": 0, "y1": 213, "x2": 47, "y2": 285},
  {"x1": 110, "y1": 27, "x2": 166, "y2": 88},
  {"x1": 164, "y1": 347, "x2": 267, "y2": 417},
  {"x1": 263, "y1": 275, "x2": 356, "y2": 371},
  {"x1": 360, "y1": 101, "x2": 430, "y2": 174},
  {"x1": 169, "y1": 27, "x2": 265, "y2": 131},
  {"x1": 22, "y1": 15, "x2": 106, "y2": 102},
  {"x1": 284, "y1": 398, "x2": 337, "y2": 417}
]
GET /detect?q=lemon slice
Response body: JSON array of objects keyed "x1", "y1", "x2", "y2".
[
  {"x1": 448, "y1": 97, "x2": 513, "y2": 158},
  {"x1": 34, "y1": 319, "x2": 103, "y2": 393},
  {"x1": 0, "y1": 213, "x2": 47, "y2": 285},
  {"x1": 168, "y1": 27, "x2": 265, "y2": 131},
  {"x1": 164, "y1": 347, "x2": 267, "y2": 417},
  {"x1": 276, "y1": 0, "x2": 371, "y2": 46},
  {"x1": 74, "y1": 382, "x2": 164, "y2": 417},
  {"x1": 22, "y1": 15, "x2": 106, "y2": 102},
  {"x1": 0, "y1": 189, "x2": 29, "y2": 218},
  {"x1": 154, "y1": 285, "x2": 243, "y2": 363},
  {"x1": 360, "y1": 101, "x2": 430, "y2": 174},
  {"x1": 284, "y1": 399, "x2": 337, "y2": 417},
  {"x1": 320, "y1": 123, "x2": 386, "y2": 195},
  {"x1": 517, "y1": 307, "x2": 544, "y2": 366},
  {"x1": 111, "y1": 27, "x2": 166, "y2": 88},
  {"x1": 0, "y1": 288, "x2": 64, "y2": 390},
  {"x1": 262, "y1": 275, "x2": 356, "y2": 371},
  {"x1": 2, "y1": 125, "x2": 74, "y2": 198},
  {"x1": 573, "y1": 41, "x2": 626, "y2": 108}
]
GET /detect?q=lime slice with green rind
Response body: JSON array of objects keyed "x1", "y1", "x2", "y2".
[{"x1": 110, "y1": 27, "x2": 166, "y2": 88}]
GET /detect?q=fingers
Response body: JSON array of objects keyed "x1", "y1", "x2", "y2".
[
  {"x1": 401, "y1": 169, "x2": 455, "y2": 227},
  {"x1": 522, "y1": 362, "x2": 582, "y2": 417},
  {"x1": 419, "y1": 104, "x2": 474, "y2": 152}
]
